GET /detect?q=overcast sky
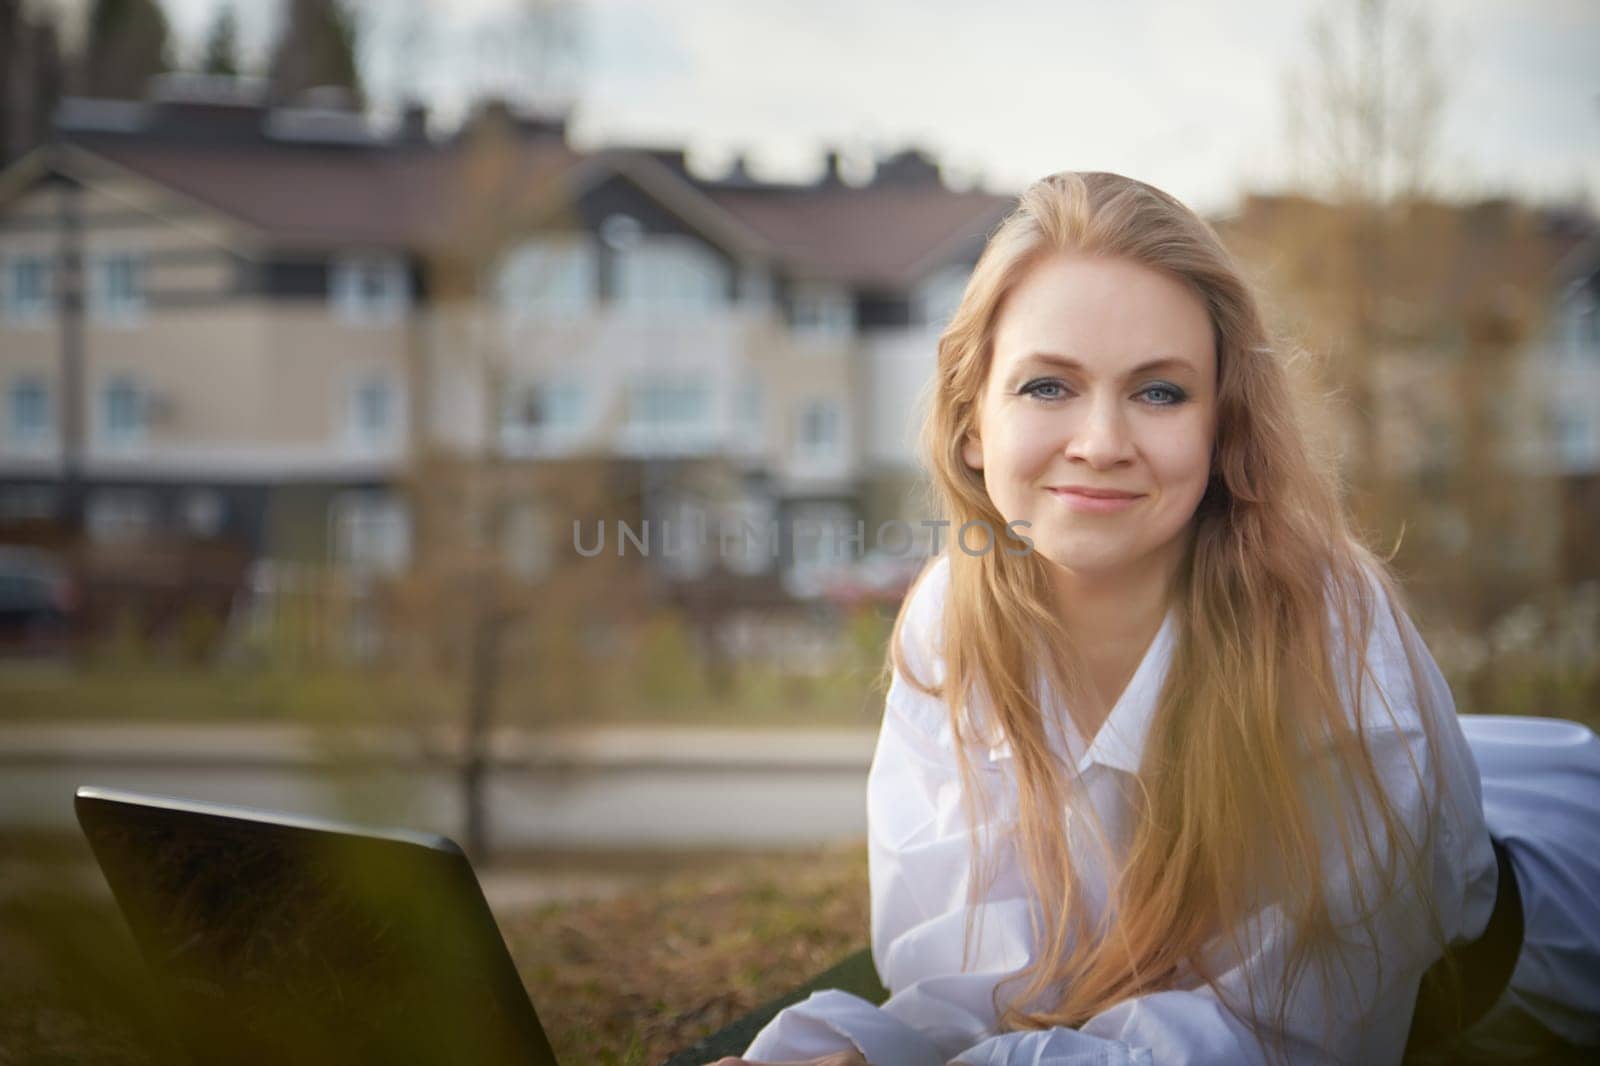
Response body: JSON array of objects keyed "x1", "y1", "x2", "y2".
[{"x1": 73, "y1": 0, "x2": 1600, "y2": 215}]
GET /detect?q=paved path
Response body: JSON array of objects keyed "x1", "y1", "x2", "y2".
[{"x1": 0, "y1": 722, "x2": 879, "y2": 849}]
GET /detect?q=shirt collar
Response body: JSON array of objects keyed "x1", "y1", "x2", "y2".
[{"x1": 985, "y1": 607, "x2": 1179, "y2": 777}]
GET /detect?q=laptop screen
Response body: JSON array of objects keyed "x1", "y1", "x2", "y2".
[{"x1": 75, "y1": 787, "x2": 560, "y2": 1066}]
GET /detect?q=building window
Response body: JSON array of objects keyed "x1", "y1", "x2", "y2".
[
  {"x1": 495, "y1": 239, "x2": 596, "y2": 320},
  {"x1": 613, "y1": 237, "x2": 728, "y2": 317},
  {"x1": 736, "y1": 377, "x2": 764, "y2": 447},
  {"x1": 738, "y1": 266, "x2": 774, "y2": 309},
  {"x1": 90, "y1": 252, "x2": 145, "y2": 322},
  {"x1": 6, "y1": 377, "x2": 51, "y2": 447},
  {"x1": 913, "y1": 263, "x2": 972, "y2": 329},
  {"x1": 626, "y1": 377, "x2": 710, "y2": 434},
  {"x1": 500, "y1": 379, "x2": 586, "y2": 451},
  {"x1": 330, "y1": 493, "x2": 411, "y2": 576},
  {"x1": 2, "y1": 254, "x2": 52, "y2": 323},
  {"x1": 100, "y1": 376, "x2": 146, "y2": 448},
  {"x1": 346, "y1": 375, "x2": 397, "y2": 449},
  {"x1": 796, "y1": 398, "x2": 844, "y2": 463},
  {"x1": 790, "y1": 283, "x2": 854, "y2": 339},
  {"x1": 330, "y1": 255, "x2": 409, "y2": 325},
  {"x1": 87, "y1": 489, "x2": 156, "y2": 544}
]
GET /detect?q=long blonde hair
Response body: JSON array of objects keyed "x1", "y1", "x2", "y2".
[{"x1": 888, "y1": 171, "x2": 1463, "y2": 1063}]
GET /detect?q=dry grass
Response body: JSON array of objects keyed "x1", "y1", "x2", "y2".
[
  {"x1": 0, "y1": 834, "x2": 869, "y2": 1066},
  {"x1": 502, "y1": 843, "x2": 870, "y2": 1064}
]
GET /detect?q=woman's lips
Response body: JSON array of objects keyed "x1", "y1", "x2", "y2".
[{"x1": 1045, "y1": 487, "x2": 1144, "y2": 514}]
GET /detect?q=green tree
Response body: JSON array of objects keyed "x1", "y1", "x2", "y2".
[
  {"x1": 81, "y1": 0, "x2": 170, "y2": 100},
  {"x1": 1, "y1": 1, "x2": 66, "y2": 164},
  {"x1": 201, "y1": 3, "x2": 240, "y2": 77},
  {"x1": 267, "y1": 0, "x2": 363, "y2": 107}
]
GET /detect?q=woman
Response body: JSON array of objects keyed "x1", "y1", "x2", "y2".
[{"x1": 718, "y1": 172, "x2": 1600, "y2": 1065}]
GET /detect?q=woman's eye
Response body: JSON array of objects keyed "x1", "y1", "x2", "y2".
[
  {"x1": 1020, "y1": 379, "x2": 1068, "y2": 401},
  {"x1": 1019, "y1": 379, "x2": 1188, "y2": 405},
  {"x1": 1140, "y1": 384, "x2": 1186, "y2": 406}
]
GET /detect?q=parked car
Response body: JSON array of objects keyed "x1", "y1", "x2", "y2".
[{"x1": 0, "y1": 546, "x2": 80, "y2": 656}]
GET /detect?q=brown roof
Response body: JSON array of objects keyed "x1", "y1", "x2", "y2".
[
  {"x1": 49, "y1": 129, "x2": 1013, "y2": 285},
  {"x1": 706, "y1": 183, "x2": 1014, "y2": 287},
  {"x1": 66, "y1": 134, "x2": 581, "y2": 250}
]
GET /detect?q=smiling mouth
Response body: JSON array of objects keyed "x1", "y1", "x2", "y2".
[
  {"x1": 1045, "y1": 487, "x2": 1144, "y2": 499},
  {"x1": 1045, "y1": 487, "x2": 1144, "y2": 513}
]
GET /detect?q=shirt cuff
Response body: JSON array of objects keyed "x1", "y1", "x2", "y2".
[
  {"x1": 949, "y1": 1029, "x2": 1154, "y2": 1066},
  {"x1": 743, "y1": 988, "x2": 946, "y2": 1066}
]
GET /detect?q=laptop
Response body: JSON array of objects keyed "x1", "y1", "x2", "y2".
[{"x1": 74, "y1": 785, "x2": 562, "y2": 1066}]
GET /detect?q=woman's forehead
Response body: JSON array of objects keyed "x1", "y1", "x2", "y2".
[{"x1": 989, "y1": 253, "x2": 1215, "y2": 378}]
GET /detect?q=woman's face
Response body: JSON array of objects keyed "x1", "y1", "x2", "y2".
[{"x1": 962, "y1": 252, "x2": 1217, "y2": 583}]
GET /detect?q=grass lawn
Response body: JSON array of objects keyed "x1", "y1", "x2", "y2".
[
  {"x1": 5, "y1": 831, "x2": 1595, "y2": 1065},
  {"x1": 0, "y1": 659, "x2": 888, "y2": 731},
  {"x1": 0, "y1": 833, "x2": 870, "y2": 1066}
]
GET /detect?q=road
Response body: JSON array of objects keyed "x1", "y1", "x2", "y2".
[{"x1": 0, "y1": 722, "x2": 879, "y2": 851}]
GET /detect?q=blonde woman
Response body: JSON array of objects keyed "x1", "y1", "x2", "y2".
[{"x1": 719, "y1": 172, "x2": 1600, "y2": 1065}]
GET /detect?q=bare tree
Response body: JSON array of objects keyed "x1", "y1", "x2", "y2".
[
  {"x1": 397, "y1": 98, "x2": 649, "y2": 863},
  {"x1": 1285, "y1": 0, "x2": 1448, "y2": 206},
  {"x1": 1268, "y1": 0, "x2": 1576, "y2": 636},
  {"x1": 1279, "y1": 0, "x2": 1450, "y2": 529}
]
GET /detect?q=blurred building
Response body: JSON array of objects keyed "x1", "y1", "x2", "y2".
[
  {"x1": 0, "y1": 75, "x2": 1012, "y2": 605},
  {"x1": 7, "y1": 76, "x2": 1592, "y2": 625},
  {"x1": 1215, "y1": 193, "x2": 1599, "y2": 615}
]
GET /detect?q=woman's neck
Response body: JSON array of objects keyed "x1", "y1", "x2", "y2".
[
  {"x1": 1049, "y1": 551, "x2": 1179, "y2": 648},
  {"x1": 1047, "y1": 549, "x2": 1181, "y2": 717}
]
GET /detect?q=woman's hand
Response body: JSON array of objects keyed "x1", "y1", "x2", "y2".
[{"x1": 704, "y1": 1053, "x2": 870, "y2": 1066}]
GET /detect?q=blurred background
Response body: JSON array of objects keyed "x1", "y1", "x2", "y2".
[{"x1": 0, "y1": 0, "x2": 1596, "y2": 1062}]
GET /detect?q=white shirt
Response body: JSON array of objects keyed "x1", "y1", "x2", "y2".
[{"x1": 745, "y1": 554, "x2": 1500, "y2": 1066}]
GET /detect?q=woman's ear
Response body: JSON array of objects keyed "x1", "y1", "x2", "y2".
[{"x1": 961, "y1": 431, "x2": 984, "y2": 471}]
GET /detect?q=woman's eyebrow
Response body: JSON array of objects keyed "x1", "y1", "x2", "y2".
[{"x1": 1011, "y1": 352, "x2": 1200, "y2": 378}]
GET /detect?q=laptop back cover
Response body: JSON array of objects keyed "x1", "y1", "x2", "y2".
[{"x1": 74, "y1": 786, "x2": 560, "y2": 1066}]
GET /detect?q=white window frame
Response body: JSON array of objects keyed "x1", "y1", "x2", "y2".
[
  {"x1": 625, "y1": 376, "x2": 712, "y2": 437},
  {"x1": 790, "y1": 282, "x2": 854, "y2": 340},
  {"x1": 495, "y1": 238, "x2": 596, "y2": 322},
  {"x1": 343, "y1": 373, "x2": 400, "y2": 452},
  {"x1": 330, "y1": 254, "x2": 410, "y2": 326},
  {"x1": 912, "y1": 263, "x2": 973, "y2": 330},
  {"x1": 796, "y1": 397, "x2": 845, "y2": 465},
  {"x1": 737, "y1": 265, "x2": 774, "y2": 310},
  {"x1": 499, "y1": 377, "x2": 588, "y2": 453},
  {"x1": 735, "y1": 375, "x2": 764, "y2": 453},
  {"x1": 2, "y1": 253, "x2": 53, "y2": 325},
  {"x1": 89, "y1": 251, "x2": 146, "y2": 324},
  {"x1": 99, "y1": 375, "x2": 147, "y2": 450},
  {"x1": 6, "y1": 376, "x2": 52, "y2": 450},
  {"x1": 329, "y1": 492, "x2": 412, "y2": 576},
  {"x1": 612, "y1": 236, "x2": 729, "y2": 318}
]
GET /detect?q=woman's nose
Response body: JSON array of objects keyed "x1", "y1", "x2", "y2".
[{"x1": 1065, "y1": 395, "x2": 1135, "y2": 468}]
